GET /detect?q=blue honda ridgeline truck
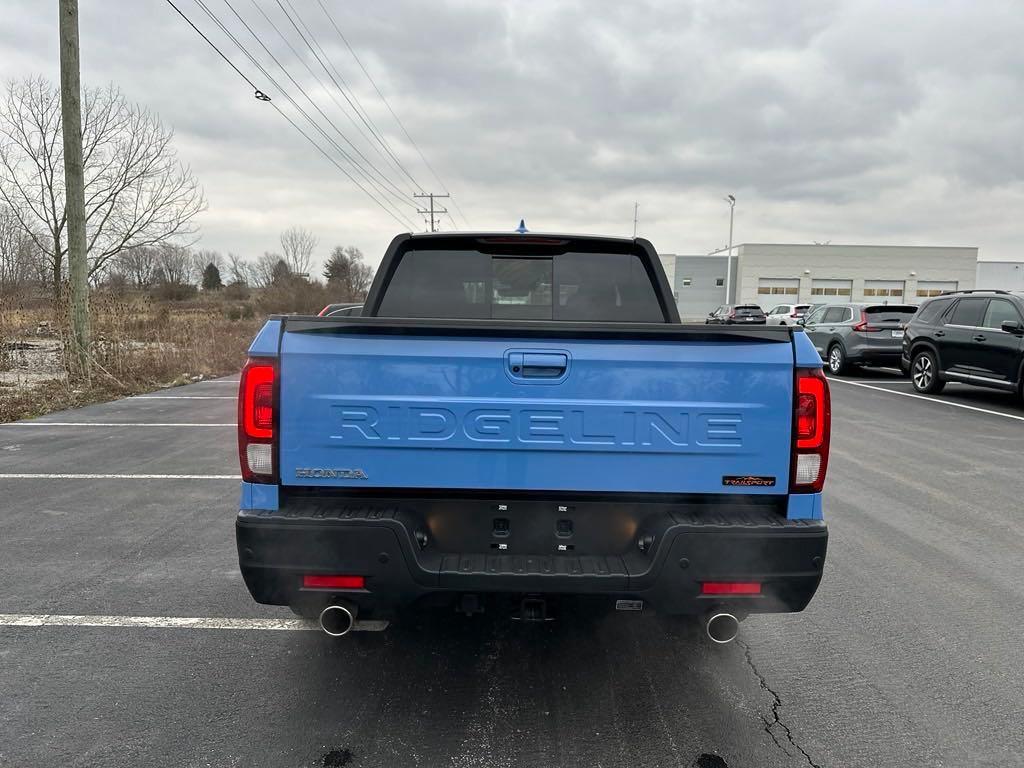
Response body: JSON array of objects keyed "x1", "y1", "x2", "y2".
[{"x1": 236, "y1": 232, "x2": 830, "y2": 643}]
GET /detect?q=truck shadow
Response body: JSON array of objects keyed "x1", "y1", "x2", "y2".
[{"x1": 263, "y1": 603, "x2": 763, "y2": 768}]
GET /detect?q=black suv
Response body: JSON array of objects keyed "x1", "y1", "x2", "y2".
[
  {"x1": 705, "y1": 304, "x2": 766, "y2": 324},
  {"x1": 901, "y1": 290, "x2": 1024, "y2": 397}
]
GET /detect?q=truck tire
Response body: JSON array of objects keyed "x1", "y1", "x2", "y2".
[
  {"x1": 827, "y1": 344, "x2": 849, "y2": 376},
  {"x1": 911, "y1": 350, "x2": 945, "y2": 394}
]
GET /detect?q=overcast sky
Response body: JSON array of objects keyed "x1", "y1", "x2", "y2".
[{"x1": 3, "y1": 0, "x2": 1023, "y2": 272}]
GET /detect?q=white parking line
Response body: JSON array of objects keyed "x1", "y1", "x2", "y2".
[
  {"x1": 0, "y1": 614, "x2": 315, "y2": 631},
  {"x1": 0, "y1": 473, "x2": 240, "y2": 479},
  {"x1": 1, "y1": 422, "x2": 234, "y2": 427},
  {"x1": 130, "y1": 395, "x2": 235, "y2": 400},
  {"x1": 829, "y1": 378, "x2": 1024, "y2": 421}
]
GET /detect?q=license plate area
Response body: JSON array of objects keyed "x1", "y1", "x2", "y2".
[{"x1": 891, "y1": 330, "x2": 905, "y2": 338}]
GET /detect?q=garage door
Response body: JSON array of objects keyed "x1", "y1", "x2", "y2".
[
  {"x1": 757, "y1": 278, "x2": 799, "y2": 296},
  {"x1": 811, "y1": 279, "x2": 852, "y2": 297},
  {"x1": 864, "y1": 280, "x2": 905, "y2": 298},
  {"x1": 916, "y1": 280, "x2": 957, "y2": 298}
]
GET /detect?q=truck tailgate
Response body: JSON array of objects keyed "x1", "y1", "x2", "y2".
[{"x1": 277, "y1": 327, "x2": 794, "y2": 495}]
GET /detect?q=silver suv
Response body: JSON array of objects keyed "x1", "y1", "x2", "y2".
[
  {"x1": 801, "y1": 303, "x2": 917, "y2": 374},
  {"x1": 765, "y1": 303, "x2": 811, "y2": 325}
]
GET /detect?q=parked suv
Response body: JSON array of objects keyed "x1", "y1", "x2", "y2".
[
  {"x1": 705, "y1": 304, "x2": 766, "y2": 324},
  {"x1": 802, "y1": 303, "x2": 918, "y2": 374},
  {"x1": 765, "y1": 303, "x2": 811, "y2": 325},
  {"x1": 901, "y1": 290, "x2": 1024, "y2": 396}
]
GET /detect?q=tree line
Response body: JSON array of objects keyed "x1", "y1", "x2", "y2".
[{"x1": 0, "y1": 75, "x2": 373, "y2": 303}]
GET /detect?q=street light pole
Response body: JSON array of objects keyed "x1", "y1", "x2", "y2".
[{"x1": 724, "y1": 195, "x2": 736, "y2": 304}]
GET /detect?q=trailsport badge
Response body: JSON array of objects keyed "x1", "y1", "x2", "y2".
[{"x1": 722, "y1": 475, "x2": 776, "y2": 487}]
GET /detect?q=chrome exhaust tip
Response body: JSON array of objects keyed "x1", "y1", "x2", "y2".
[
  {"x1": 705, "y1": 612, "x2": 740, "y2": 644},
  {"x1": 318, "y1": 603, "x2": 356, "y2": 637}
]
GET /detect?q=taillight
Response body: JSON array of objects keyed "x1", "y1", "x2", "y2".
[
  {"x1": 852, "y1": 311, "x2": 880, "y2": 332},
  {"x1": 791, "y1": 367, "x2": 830, "y2": 493},
  {"x1": 701, "y1": 581, "x2": 762, "y2": 595},
  {"x1": 303, "y1": 575, "x2": 366, "y2": 589},
  {"x1": 238, "y1": 357, "x2": 277, "y2": 483}
]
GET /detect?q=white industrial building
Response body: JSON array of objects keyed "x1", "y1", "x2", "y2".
[
  {"x1": 660, "y1": 243, "x2": 979, "y2": 320},
  {"x1": 977, "y1": 261, "x2": 1024, "y2": 292}
]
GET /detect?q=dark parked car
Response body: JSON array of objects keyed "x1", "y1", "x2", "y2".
[
  {"x1": 318, "y1": 303, "x2": 362, "y2": 317},
  {"x1": 705, "y1": 304, "x2": 766, "y2": 324},
  {"x1": 801, "y1": 302, "x2": 917, "y2": 374},
  {"x1": 901, "y1": 290, "x2": 1024, "y2": 396}
]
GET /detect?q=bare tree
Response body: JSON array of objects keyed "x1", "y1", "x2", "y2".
[
  {"x1": 0, "y1": 203, "x2": 38, "y2": 290},
  {"x1": 280, "y1": 226, "x2": 317, "y2": 276},
  {"x1": 251, "y1": 251, "x2": 284, "y2": 288},
  {"x1": 117, "y1": 245, "x2": 159, "y2": 287},
  {"x1": 0, "y1": 76, "x2": 206, "y2": 295},
  {"x1": 226, "y1": 251, "x2": 252, "y2": 286},
  {"x1": 153, "y1": 243, "x2": 192, "y2": 286}
]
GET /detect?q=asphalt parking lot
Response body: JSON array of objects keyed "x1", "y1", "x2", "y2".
[{"x1": 2, "y1": 371, "x2": 1023, "y2": 768}]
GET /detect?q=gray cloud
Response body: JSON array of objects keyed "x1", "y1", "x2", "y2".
[{"x1": 2, "y1": 0, "x2": 1023, "y2": 270}]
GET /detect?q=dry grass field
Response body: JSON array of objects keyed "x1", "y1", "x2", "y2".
[{"x1": 0, "y1": 291, "x2": 264, "y2": 422}]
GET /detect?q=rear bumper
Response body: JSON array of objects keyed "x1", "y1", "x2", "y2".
[{"x1": 237, "y1": 499, "x2": 828, "y2": 620}]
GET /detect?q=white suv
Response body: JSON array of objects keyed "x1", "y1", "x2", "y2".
[{"x1": 765, "y1": 303, "x2": 811, "y2": 325}]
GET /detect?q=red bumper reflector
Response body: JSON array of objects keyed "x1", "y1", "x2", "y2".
[
  {"x1": 303, "y1": 575, "x2": 366, "y2": 589},
  {"x1": 701, "y1": 581, "x2": 762, "y2": 595}
]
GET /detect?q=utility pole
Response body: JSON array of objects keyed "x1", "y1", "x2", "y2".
[
  {"x1": 724, "y1": 195, "x2": 736, "y2": 304},
  {"x1": 414, "y1": 192, "x2": 449, "y2": 233},
  {"x1": 632, "y1": 202, "x2": 639, "y2": 238},
  {"x1": 59, "y1": 0, "x2": 90, "y2": 377}
]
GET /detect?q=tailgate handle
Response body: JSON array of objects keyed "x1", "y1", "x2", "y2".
[{"x1": 510, "y1": 352, "x2": 568, "y2": 378}]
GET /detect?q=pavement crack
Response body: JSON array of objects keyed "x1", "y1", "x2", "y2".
[{"x1": 738, "y1": 639, "x2": 823, "y2": 768}]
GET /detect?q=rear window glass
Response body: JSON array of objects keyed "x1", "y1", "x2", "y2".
[
  {"x1": 865, "y1": 307, "x2": 916, "y2": 324},
  {"x1": 948, "y1": 298, "x2": 987, "y2": 327},
  {"x1": 377, "y1": 249, "x2": 663, "y2": 322},
  {"x1": 734, "y1": 306, "x2": 764, "y2": 316},
  {"x1": 915, "y1": 298, "x2": 953, "y2": 324}
]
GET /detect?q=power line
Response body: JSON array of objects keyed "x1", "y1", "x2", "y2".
[
  {"x1": 165, "y1": 0, "x2": 270, "y2": 101},
  {"x1": 276, "y1": 0, "x2": 425, "y2": 199},
  {"x1": 167, "y1": 0, "x2": 414, "y2": 229},
  {"x1": 314, "y1": 0, "x2": 470, "y2": 228},
  {"x1": 246, "y1": 0, "x2": 416, "y2": 201},
  {"x1": 199, "y1": 0, "x2": 418, "y2": 227},
  {"x1": 216, "y1": 0, "x2": 415, "y2": 216}
]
